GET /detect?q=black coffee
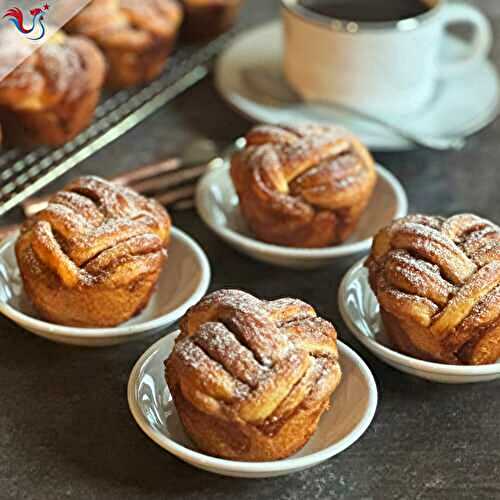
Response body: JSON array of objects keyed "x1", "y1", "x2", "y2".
[{"x1": 299, "y1": 0, "x2": 431, "y2": 23}]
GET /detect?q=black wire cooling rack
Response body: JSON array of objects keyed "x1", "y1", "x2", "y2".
[{"x1": 0, "y1": 29, "x2": 239, "y2": 217}]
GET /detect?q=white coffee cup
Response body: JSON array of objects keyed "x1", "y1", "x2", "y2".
[{"x1": 282, "y1": 0, "x2": 492, "y2": 115}]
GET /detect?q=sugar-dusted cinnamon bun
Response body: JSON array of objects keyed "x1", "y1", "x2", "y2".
[
  {"x1": 16, "y1": 176, "x2": 171, "y2": 327},
  {"x1": 166, "y1": 289, "x2": 342, "y2": 461},
  {"x1": 66, "y1": 0, "x2": 183, "y2": 89},
  {"x1": 181, "y1": 0, "x2": 244, "y2": 40},
  {"x1": 366, "y1": 214, "x2": 500, "y2": 365},
  {"x1": 0, "y1": 31, "x2": 105, "y2": 147},
  {"x1": 230, "y1": 124, "x2": 377, "y2": 248}
]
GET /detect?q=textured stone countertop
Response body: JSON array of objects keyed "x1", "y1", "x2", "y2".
[{"x1": 0, "y1": 1, "x2": 499, "y2": 499}]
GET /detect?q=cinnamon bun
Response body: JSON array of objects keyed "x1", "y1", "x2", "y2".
[
  {"x1": 0, "y1": 31, "x2": 105, "y2": 147},
  {"x1": 230, "y1": 124, "x2": 377, "y2": 248},
  {"x1": 66, "y1": 0, "x2": 183, "y2": 89},
  {"x1": 166, "y1": 289, "x2": 342, "y2": 461},
  {"x1": 366, "y1": 214, "x2": 500, "y2": 365},
  {"x1": 181, "y1": 0, "x2": 243, "y2": 40},
  {"x1": 16, "y1": 176, "x2": 171, "y2": 327}
]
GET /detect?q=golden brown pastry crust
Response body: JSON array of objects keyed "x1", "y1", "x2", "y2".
[
  {"x1": 230, "y1": 124, "x2": 377, "y2": 248},
  {"x1": 366, "y1": 214, "x2": 500, "y2": 365},
  {"x1": 166, "y1": 289, "x2": 342, "y2": 461},
  {"x1": 15, "y1": 176, "x2": 171, "y2": 327},
  {"x1": 0, "y1": 31, "x2": 105, "y2": 147},
  {"x1": 66, "y1": 0, "x2": 183, "y2": 88},
  {"x1": 181, "y1": 0, "x2": 243, "y2": 40}
]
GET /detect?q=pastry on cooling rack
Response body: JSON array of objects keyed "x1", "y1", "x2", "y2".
[
  {"x1": 15, "y1": 176, "x2": 171, "y2": 327},
  {"x1": 181, "y1": 0, "x2": 244, "y2": 40},
  {"x1": 0, "y1": 31, "x2": 105, "y2": 147},
  {"x1": 165, "y1": 289, "x2": 342, "y2": 461},
  {"x1": 366, "y1": 214, "x2": 500, "y2": 365},
  {"x1": 230, "y1": 123, "x2": 377, "y2": 248},
  {"x1": 66, "y1": 0, "x2": 183, "y2": 89}
]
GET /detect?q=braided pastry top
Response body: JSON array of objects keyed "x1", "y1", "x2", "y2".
[
  {"x1": 17, "y1": 176, "x2": 170, "y2": 289},
  {"x1": 0, "y1": 31, "x2": 105, "y2": 112},
  {"x1": 367, "y1": 214, "x2": 500, "y2": 364},
  {"x1": 230, "y1": 124, "x2": 377, "y2": 247},
  {"x1": 167, "y1": 289, "x2": 341, "y2": 428},
  {"x1": 66, "y1": 0, "x2": 183, "y2": 49}
]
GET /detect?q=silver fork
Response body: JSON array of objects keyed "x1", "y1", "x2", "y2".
[{"x1": 0, "y1": 137, "x2": 245, "y2": 240}]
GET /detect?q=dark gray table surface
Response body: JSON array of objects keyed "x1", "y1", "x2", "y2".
[{"x1": 1, "y1": 1, "x2": 499, "y2": 499}]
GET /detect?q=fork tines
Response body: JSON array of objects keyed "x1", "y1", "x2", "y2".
[{"x1": 21, "y1": 156, "x2": 213, "y2": 219}]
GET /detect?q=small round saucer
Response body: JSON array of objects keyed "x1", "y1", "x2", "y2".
[
  {"x1": 195, "y1": 163, "x2": 407, "y2": 269},
  {"x1": 338, "y1": 259, "x2": 500, "y2": 384},
  {"x1": 127, "y1": 330, "x2": 378, "y2": 478},
  {"x1": 215, "y1": 21, "x2": 500, "y2": 151},
  {"x1": 0, "y1": 227, "x2": 211, "y2": 347}
]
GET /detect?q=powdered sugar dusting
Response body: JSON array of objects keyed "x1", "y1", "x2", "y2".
[
  {"x1": 168, "y1": 289, "x2": 341, "y2": 422},
  {"x1": 231, "y1": 123, "x2": 376, "y2": 245},
  {"x1": 19, "y1": 175, "x2": 170, "y2": 285},
  {"x1": 0, "y1": 33, "x2": 100, "y2": 108},
  {"x1": 40, "y1": 41, "x2": 83, "y2": 98},
  {"x1": 368, "y1": 214, "x2": 500, "y2": 364}
]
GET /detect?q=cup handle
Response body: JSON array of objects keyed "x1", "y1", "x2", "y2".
[{"x1": 438, "y1": 2, "x2": 492, "y2": 79}]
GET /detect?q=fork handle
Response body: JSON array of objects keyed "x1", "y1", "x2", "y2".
[
  {"x1": 318, "y1": 101, "x2": 466, "y2": 151},
  {"x1": 22, "y1": 156, "x2": 183, "y2": 217}
]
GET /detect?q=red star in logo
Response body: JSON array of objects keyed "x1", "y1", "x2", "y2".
[{"x1": 43, "y1": 3, "x2": 49, "y2": 10}]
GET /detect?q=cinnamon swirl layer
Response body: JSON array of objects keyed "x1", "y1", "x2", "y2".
[
  {"x1": 66, "y1": 0, "x2": 183, "y2": 88},
  {"x1": 0, "y1": 31, "x2": 105, "y2": 146},
  {"x1": 230, "y1": 123, "x2": 377, "y2": 248},
  {"x1": 166, "y1": 289, "x2": 342, "y2": 461},
  {"x1": 367, "y1": 214, "x2": 500, "y2": 365},
  {"x1": 16, "y1": 176, "x2": 171, "y2": 327}
]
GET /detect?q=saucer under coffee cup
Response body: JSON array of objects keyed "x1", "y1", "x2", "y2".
[{"x1": 282, "y1": 0, "x2": 492, "y2": 115}]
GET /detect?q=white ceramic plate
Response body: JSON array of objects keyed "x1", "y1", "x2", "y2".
[
  {"x1": 195, "y1": 163, "x2": 407, "y2": 269},
  {"x1": 128, "y1": 330, "x2": 378, "y2": 478},
  {"x1": 215, "y1": 21, "x2": 500, "y2": 151},
  {"x1": 0, "y1": 227, "x2": 211, "y2": 346},
  {"x1": 338, "y1": 259, "x2": 500, "y2": 384}
]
